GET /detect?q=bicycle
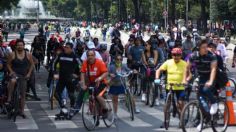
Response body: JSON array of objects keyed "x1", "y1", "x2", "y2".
[
  {"x1": 143, "y1": 65, "x2": 158, "y2": 107},
  {"x1": 160, "y1": 83, "x2": 188, "y2": 130},
  {"x1": 180, "y1": 83, "x2": 229, "y2": 132},
  {"x1": 117, "y1": 71, "x2": 135, "y2": 121},
  {"x1": 228, "y1": 77, "x2": 236, "y2": 97},
  {"x1": 130, "y1": 62, "x2": 143, "y2": 96},
  {"x1": 7, "y1": 75, "x2": 27, "y2": 122},
  {"x1": 82, "y1": 86, "x2": 114, "y2": 131},
  {"x1": 49, "y1": 79, "x2": 57, "y2": 110}
]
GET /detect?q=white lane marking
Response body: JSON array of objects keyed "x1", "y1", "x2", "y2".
[
  {"x1": 40, "y1": 104, "x2": 79, "y2": 129},
  {"x1": 117, "y1": 107, "x2": 152, "y2": 127},
  {"x1": 15, "y1": 105, "x2": 38, "y2": 130}
]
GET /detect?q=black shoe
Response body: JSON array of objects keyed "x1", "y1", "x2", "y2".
[
  {"x1": 95, "y1": 120, "x2": 100, "y2": 126},
  {"x1": 33, "y1": 97, "x2": 41, "y2": 101}
]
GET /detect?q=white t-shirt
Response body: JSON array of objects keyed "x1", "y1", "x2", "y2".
[
  {"x1": 81, "y1": 50, "x2": 103, "y2": 61},
  {"x1": 217, "y1": 43, "x2": 227, "y2": 60}
]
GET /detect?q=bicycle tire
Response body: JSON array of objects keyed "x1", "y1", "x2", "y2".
[
  {"x1": 181, "y1": 100, "x2": 203, "y2": 132},
  {"x1": 145, "y1": 81, "x2": 150, "y2": 105},
  {"x1": 211, "y1": 98, "x2": 229, "y2": 132},
  {"x1": 82, "y1": 98, "x2": 98, "y2": 131},
  {"x1": 125, "y1": 91, "x2": 134, "y2": 121},
  {"x1": 137, "y1": 75, "x2": 142, "y2": 96},
  {"x1": 228, "y1": 78, "x2": 236, "y2": 97},
  {"x1": 103, "y1": 94, "x2": 115, "y2": 127},
  {"x1": 164, "y1": 93, "x2": 172, "y2": 130},
  {"x1": 50, "y1": 80, "x2": 56, "y2": 110},
  {"x1": 149, "y1": 82, "x2": 156, "y2": 107},
  {"x1": 13, "y1": 86, "x2": 19, "y2": 122}
]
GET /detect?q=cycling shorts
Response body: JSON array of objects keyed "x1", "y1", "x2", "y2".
[
  {"x1": 166, "y1": 90, "x2": 185, "y2": 101},
  {"x1": 88, "y1": 83, "x2": 107, "y2": 97}
]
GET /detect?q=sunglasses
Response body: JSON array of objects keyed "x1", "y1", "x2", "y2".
[
  {"x1": 172, "y1": 54, "x2": 181, "y2": 57},
  {"x1": 116, "y1": 58, "x2": 122, "y2": 61}
]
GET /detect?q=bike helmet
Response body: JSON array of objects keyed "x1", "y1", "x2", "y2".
[
  {"x1": 171, "y1": 48, "x2": 182, "y2": 54},
  {"x1": 99, "y1": 43, "x2": 107, "y2": 50}
]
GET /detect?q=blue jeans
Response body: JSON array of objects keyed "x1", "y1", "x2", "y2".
[{"x1": 199, "y1": 78, "x2": 216, "y2": 104}]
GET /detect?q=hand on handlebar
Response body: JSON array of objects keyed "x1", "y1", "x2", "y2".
[
  {"x1": 133, "y1": 69, "x2": 138, "y2": 74},
  {"x1": 154, "y1": 79, "x2": 161, "y2": 84}
]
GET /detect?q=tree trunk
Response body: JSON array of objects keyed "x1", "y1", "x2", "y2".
[
  {"x1": 200, "y1": 0, "x2": 207, "y2": 33},
  {"x1": 171, "y1": 0, "x2": 176, "y2": 25},
  {"x1": 132, "y1": 0, "x2": 141, "y2": 23}
]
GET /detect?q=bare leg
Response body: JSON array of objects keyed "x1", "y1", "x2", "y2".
[
  {"x1": 7, "y1": 79, "x2": 16, "y2": 102},
  {"x1": 112, "y1": 95, "x2": 118, "y2": 114}
]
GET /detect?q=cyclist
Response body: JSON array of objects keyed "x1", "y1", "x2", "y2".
[
  {"x1": 182, "y1": 34, "x2": 194, "y2": 58},
  {"x1": 7, "y1": 39, "x2": 35, "y2": 118},
  {"x1": 109, "y1": 54, "x2": 139, "y2": 119},
  {"x1": 155, "y1": 48, "x2": 187, "y2": 127},
  {"x1": 141, "y1": 40, "x2": 158, "y2": 103},
  {"x1": 80, "y1": 41, "x2": 102, "y2": 61},
  {"x1": 53, "y1": 42, "x2": 80, "y2": 117},
  {"x1": 128, "y1": 37, "x2": 145, "y2": 103},
  {"x1": 186, "y1": 39, "x2": 218, "y2": 130},
  {"x1": 78, "y1": 50, "x2": 109, "y2": 125}
]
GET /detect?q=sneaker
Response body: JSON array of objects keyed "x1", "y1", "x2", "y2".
[
  {"x1": 197, "y1": 123, "x2": 202, "y2": 132},
  {"x1": 135, "y1": 107, "x2": 140, "y2": 114},
  {"x1": 210, "y1": 103, "x2": 218, "y2": 115},
  {"x1": 155, "y1": 99, "x2": 160, "y2": 106},
  {"x1": 114, "y1": 113, "x2": 118, "y2": 120},
  {"x1": 141, "y1": 94, "x2": 146, "y2": 102}
]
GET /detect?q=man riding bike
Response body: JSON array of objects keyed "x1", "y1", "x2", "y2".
[
  {"x1": 78, "y1": 49, "x2": 109, "y2": 125},
  {"x1": 7, "y1": 39, "x2": 34, "y2": 118},
  {"x1": 186, "y1": 39, "x2": 218, "y2": 130},
  {"x1": 155, "y1": 48, "x2": 187, "y2": 127}
]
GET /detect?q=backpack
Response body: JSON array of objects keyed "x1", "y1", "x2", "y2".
[{"x1": 215, "y1": 54, "x2": 228, "y2": 88}]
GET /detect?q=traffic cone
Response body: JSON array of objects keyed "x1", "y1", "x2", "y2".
[{"x1": 225, "y1": 81, "x2": 236, "y2": 125}]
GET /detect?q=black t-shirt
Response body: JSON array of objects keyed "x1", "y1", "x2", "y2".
[
  {"x1": 189, "y1": 51, "x2": 217, "y2": 79},
  {"x1": 53, "y1": 52, "x2": 79, "y2": 79}
]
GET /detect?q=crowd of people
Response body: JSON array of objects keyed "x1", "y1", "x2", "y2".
[{"x1": 0, "y1": 21, "x2": 236, "y2": 130}]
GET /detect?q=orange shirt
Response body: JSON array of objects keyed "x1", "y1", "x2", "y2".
[{"x1": 81, "y1": 59, "x2": 108, "y2": 84}]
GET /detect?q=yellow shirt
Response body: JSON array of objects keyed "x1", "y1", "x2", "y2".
[{"x1": 160, "y1": 59, "x2": 187, "y2": 90}]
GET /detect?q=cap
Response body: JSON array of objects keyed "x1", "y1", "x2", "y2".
[{"x1": 86, "y1": 41, "x2": 95, "y2": 49}]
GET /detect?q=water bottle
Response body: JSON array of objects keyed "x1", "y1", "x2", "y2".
[{"x1": 199, "y1": 96, "x2": 209, "y2": 112}]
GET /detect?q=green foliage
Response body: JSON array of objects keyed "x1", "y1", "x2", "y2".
[{"x1": 0, "y1": 0, "x2": 20, "y2": 12}]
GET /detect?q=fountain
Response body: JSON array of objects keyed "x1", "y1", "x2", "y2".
[{"x1": 1, "y1": 0, "x2": 71, "y2": 21}]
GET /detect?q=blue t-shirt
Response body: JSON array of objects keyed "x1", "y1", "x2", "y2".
[{"x1": 129, "y1": 45, "x2": 144, "y2": 62}]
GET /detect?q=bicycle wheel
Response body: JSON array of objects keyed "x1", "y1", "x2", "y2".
[
  {"x1": 82, "y1": 98, "x2": 98, "y2": 131},
  {"x1": 12, "y1": 88, "x2": 19, "y2": 122},
  {"x1": 125, "y1": 91, "x2": 134, "y2": 121},
  {"x1": 164, "y1": 93, "x2": 172, "y2": 130},
  {"x1": 149, "y1": 82, "x2": 156, "y2": 107},
  {"x1": 145, "y1": 81, "x2": 150, "y2": 105},
  {"x1": 135, "y1": 75, "x2": 142, "y2": 96},
  {"x1": 103, "y1": 93, "x2": 115, "y2": 127},
  {"x1": 181, "y1": 100, "x2": 203, "y2": 132},
  {"x1": 50, "y1": 80, "x2": 56, "y2": 110},
  {"x1": 228, "y1": 78, "x2": 236, "y2": 97},
  {"x1": 211, "y1": 99, "x2": 229, "y2": 132}
]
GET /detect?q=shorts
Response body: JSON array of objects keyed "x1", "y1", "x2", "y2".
[
  {"x1": 109, "y1": 85, "x2": 125, "y2": 95},
  {"x1": 166, "y1": 90, "x2": 185, "y2": 101},
  {"x1": 89, "y1": 83, "x2": 107, "y2": 97}
]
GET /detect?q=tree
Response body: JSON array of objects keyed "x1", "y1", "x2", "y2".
[{"x1": 0, "y1": 0, "x2": 20, "y2": 12}]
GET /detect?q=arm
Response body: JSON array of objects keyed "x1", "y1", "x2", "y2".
[
  {"x1": 185, "y1": 61, "x2": 192, "y2": 82},
  {"x1": 155, "y1": 68, "x2": 165, "y2": 79},
  {"x1": 80, "y1": 72, "x2": 86, "y2": 89},
  {"x1": 52, "y1": 55, "x2": 60, "y2": 73},
  {"x1": 154, "y1": 50, "x2": 158, "y2": 66},
  {"x1": 141, "y1": 52, "x2": 148, "y2": 66},
  {"x1": 7, "y1": 53, "x2": 14, "y2": 75},
  {"x1": 26, "y1": 53, "x2": 35, "y2": 77},
  {"x1": 208, "y1": 61, "x2": 217, "y2": 84}
]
